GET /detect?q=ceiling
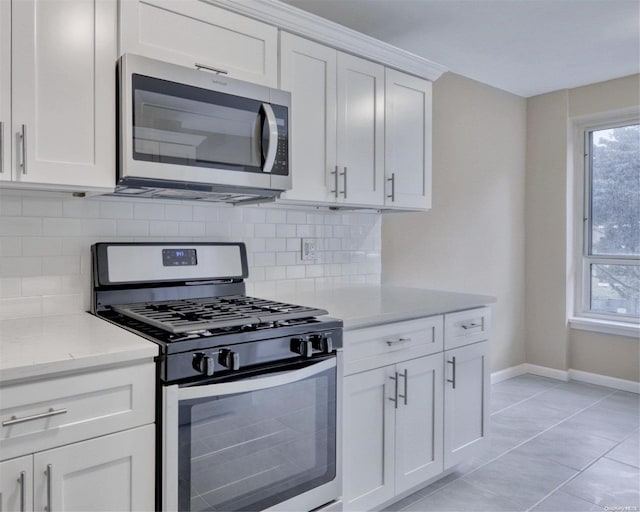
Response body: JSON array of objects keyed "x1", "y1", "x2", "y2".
[{"x1": 279, "y1": 0, "x2": 640, "y2": 97}]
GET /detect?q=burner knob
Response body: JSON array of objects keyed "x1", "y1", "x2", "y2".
[
  {"x1": 311, "y1": 334, "x2": 333, "y2": 354},
  {"x1": 193, "y1": 353, "x2": 215, "y2": 377},
  {"x1": 218, "y1": 349, "x2": 240, "y2": 371},
  {"x1": 290, "y1": 337, "x2": 313, "y2": 358}
]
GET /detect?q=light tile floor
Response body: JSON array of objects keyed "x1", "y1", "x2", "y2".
[{"x1": 383, "y1": 374, "x2": 640, "y2": 512}]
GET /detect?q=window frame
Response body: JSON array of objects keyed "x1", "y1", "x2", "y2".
[{"x1": 576, "y1": 114, "x2": 640, "y2": 326}]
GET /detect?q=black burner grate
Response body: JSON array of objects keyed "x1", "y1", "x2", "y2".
[{"x1": 110, "y1": 295, "x2": 328, "y2": 334}]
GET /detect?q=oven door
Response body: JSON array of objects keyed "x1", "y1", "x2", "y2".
[{"x1": 162, "y1": 355, "x2": 342, "y2": 512}]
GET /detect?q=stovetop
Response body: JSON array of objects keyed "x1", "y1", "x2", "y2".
[{"x1": 110, "y1": 295, "x2": 329, "y2": 334}]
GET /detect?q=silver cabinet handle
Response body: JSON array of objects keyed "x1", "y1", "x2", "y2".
[
  {"x1": 385, "y1": 337, "x2": 411, "y2": 347},
  {"x1": 447, "y1": 357, "x2": 456, "y2": 389},
  {"x1": 0, "y1": 121, "x2": 4, "y2": 174},
  {"x1": 194, "y1": 63, "x2": 228, "y2": 75},
  {"x1": 45, "y1": 464, "x2": 52, "y2": 512},
  {"x1": 388, "y1": 371, "x2": 399, "y2": 408},
  {"x1": 19, "y1": 471, "x2": 26, "y2": 512},
  {"x1": 398, "y1": 368, "x2": 408, "y2": 405},
  {"x1": 387, "y1": 173, "x2": 395, "y2": 202},
  {"x1": 19, "y1": 124, "x2": 27, "y2": 174},
  {"x1": 330, "y1": 165, "x2": 339, "y2": 198},
  {"x1": 461, "y1": 322, "x2": 481, "y2": 330},
  {"x1": 339, "y1": 166, "x2": 347, "y2": 198},
  {"x1": 2, "y1": 407, "x2": 67, "y2": 427}
]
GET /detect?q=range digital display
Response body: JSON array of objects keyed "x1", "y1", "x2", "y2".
[{"x1": 162, "y1": 249, "x2": 197, "y2": 267}]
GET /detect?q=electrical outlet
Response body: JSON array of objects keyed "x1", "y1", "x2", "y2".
[{"x1": 301, "y1": 238, "x2": 317, "y2": 261}]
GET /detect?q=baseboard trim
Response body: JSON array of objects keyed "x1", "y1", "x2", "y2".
[
  {"x1": 490, "y1": 364, "x2": 529, "y2": 384},
  {"x1": 491, "y1": 364, "x2": 639, "y2": 393},
  {"x1": 568, "y1": 369, "x2": 640, "y2": 394}
]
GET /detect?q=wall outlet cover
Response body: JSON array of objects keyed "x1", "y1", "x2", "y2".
[{"x1": 301, "y1": 238, "x2": 317, "y2": 261}]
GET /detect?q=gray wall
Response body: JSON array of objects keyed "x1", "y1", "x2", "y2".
[{"x1": 382, "y1": 72, "x2": 528, "y2": 373}]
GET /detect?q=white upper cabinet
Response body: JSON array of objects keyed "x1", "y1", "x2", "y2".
[
  {"x1": 120, "y1": 0, "x2": 278, "y2": 87},
  {"x1": 385, "y1": 69, "x2": 432, "y2": 209},
  {"x1": 8, "y1": 0, "x2": 116, "y2": 190},
  {"x1": 279, "y1": 32, "x2": 385, "y2": 207},
  {"x1": 0, "y1": 0, "x2": 9, "y2": 182},
  {"x1": 279, "y1": 32, "x2": 337, "y2": 203},
  {"x1": 336, "y1": 53, "x2": 385, "y2": 206}
]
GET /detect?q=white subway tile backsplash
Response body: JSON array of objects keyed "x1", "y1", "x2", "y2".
[
  {"x1": 134, "y1": 202, "x2": 165, "y2": 220},
  {"x1": 178, "y1": 221, "x2": 205, "y2": 236},
  {"x1": 0, "y1": 194, "x2": 381, "y2": 320},
  {"x1": 63, "y1": 199, "x2": 100, "y2": 218},
  {"x1": 0, "y1": 277, "x2": 21, "y2": 298},
  {"x1": 43, "y1": 217, "x2": 81, "y2": 236},
  {"x1": 0, "y1": 257, "x2": 42, "y2": 277},
  {"x1": 0, "y1": 296, "x2": 42, "y2": 320},
  {"x1": 42, "y1": 255, "x2": 81, "y2": 276},
  {"x1": 276, "y1": 224, "x2": 296, "y2": 238},
  {"x1": 116, "y1": 219, "x2": 149, "y2": 236},
  {"x1": 0, "y1": 237, "x2": 21, "y2": 257},
  {"x1": 1, "y1": 216, "x2": 43, "y2": 236},
  {"x1": 23, "y1": 198, "x2": 64, "y2": 217},
  {"x1": 99, "y1": 200, "x2": 134, "y2": 219},
  {"x1": 166, "y1": 204, "x2": 193, "y2": 221},
  {"x1": 42, "y1": 293, "x2": 84, "y2": 316},
  {"x1": 22, "y1": 237, "x2": 63, "y2": 256}
]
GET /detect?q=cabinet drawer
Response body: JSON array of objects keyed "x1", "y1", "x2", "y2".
[
  {"x1": 0, "y1": 362, "x2": 155, "y2": 461},
  {"x1": 444, "y1": 307, "x2": 491, "y2": 350},
  {"x1": 344, "y1": 316, "x2": 443, "y2": 375},
  {"x1": 120, "y1": 0, "x2": 278, "y2": 87}
]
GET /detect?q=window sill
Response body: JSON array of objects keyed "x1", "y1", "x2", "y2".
[{"x1": 569, "y1": 317, "x2": 640, "y2": 338}]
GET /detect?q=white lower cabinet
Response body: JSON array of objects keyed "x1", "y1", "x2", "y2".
[
  {"x1": 0, "y1": 425, "x2": 154, "y2": 512},
  {"x1": 343, "y1": 308, "x2": 491, "y2": 511},
  {"x1": 343, "y1": 353, "x2": 443, "y2": 511},
  {"x1": 0, "y1": 361, "x2": 156, "y2": 512},
  {"x1": 443, "y1": 340, "x2": 490, "y2": 469}
]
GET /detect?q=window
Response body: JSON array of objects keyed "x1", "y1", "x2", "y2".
[{"x1": 581, "y1": 120, "x2": 639, "y2": 323}]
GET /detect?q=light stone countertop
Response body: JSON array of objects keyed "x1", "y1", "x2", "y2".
[
  {"x1": 256, "y1": 285, "x2": 496, "y2": 330},
  {"x1": 0, "y1": 312, "x2": 158, "y2": 384}
]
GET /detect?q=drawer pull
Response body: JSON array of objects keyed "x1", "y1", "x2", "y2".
[
  {"x1": 461, "y1": 321, "x2": 481, "y2": 330},
  {"x1": 386, "y1": 337, "x2": 411, "y2": 347},
  {"x1": 2, "y1": 407, "x2": 68, "y2": 427}
]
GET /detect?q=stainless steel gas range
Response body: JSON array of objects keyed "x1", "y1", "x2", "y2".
[{"x1": 91, "y1": 242, "x2": 343, "y2": 512}]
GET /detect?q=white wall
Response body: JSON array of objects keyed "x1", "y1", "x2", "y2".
[
  {"x1": 0, "y1": 191, "x2": 381, "y2": 320},
  {"x1": 525, "y1": 74, "x2": 640, "y2": 382},
  {"x1": 382, "y1": 72, "x2": 527, "y2": 372}
]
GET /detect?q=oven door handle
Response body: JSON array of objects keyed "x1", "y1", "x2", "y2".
[{"x1": 177, "y1": 357, "x2": 336, "y2": 400}]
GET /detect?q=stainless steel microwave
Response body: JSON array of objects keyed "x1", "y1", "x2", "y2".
[{"x1": 116, "y1": 54, "x2": 291, "y2": 204}]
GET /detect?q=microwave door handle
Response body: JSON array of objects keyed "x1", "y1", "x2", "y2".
[{"x1": 261, "y1": 103, "x2": 278, "y2": 173}]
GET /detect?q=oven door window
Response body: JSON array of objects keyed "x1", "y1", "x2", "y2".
[
  {"x1": 177, "y1": 359, "x2": 337, "y2": 512},
  {"x1": 132, "y1": 74, "x2": 273, "y2": 173}
]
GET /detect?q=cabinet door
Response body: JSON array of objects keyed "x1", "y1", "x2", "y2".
[
  {"x1": 0, "y1": 455, "x2": 33, "y2": 512},
  {"x1": 395, "y1": 353, "x2": 444, "y2": 494},
  {"x1": 385, "y1": 69, "x2": 432, "y2": 210},
  {"x1": 0, "y1": 0, "x2": 9, "y2": 181},
  {"x1": 343, "y1": 367, "x2": 395, "y2": 511},
  {"x1": 279, "y1": 33, "x2": 337, "y2": 204},
  {"x1": 120, "y1": 0, "x2": 277, "y2": 87},
  {"x1": 11, "y1": 0, "x2": 116, "y2": 190},
  {"x1": 336, "y1": 53, "x2": 385, "y2": 206},
  {"x1": 444, "y1": 341, "x2": 490, "y2": 469},
  {"x1": 33, "y1": 425, "x2": 155, "y2": 512}
]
